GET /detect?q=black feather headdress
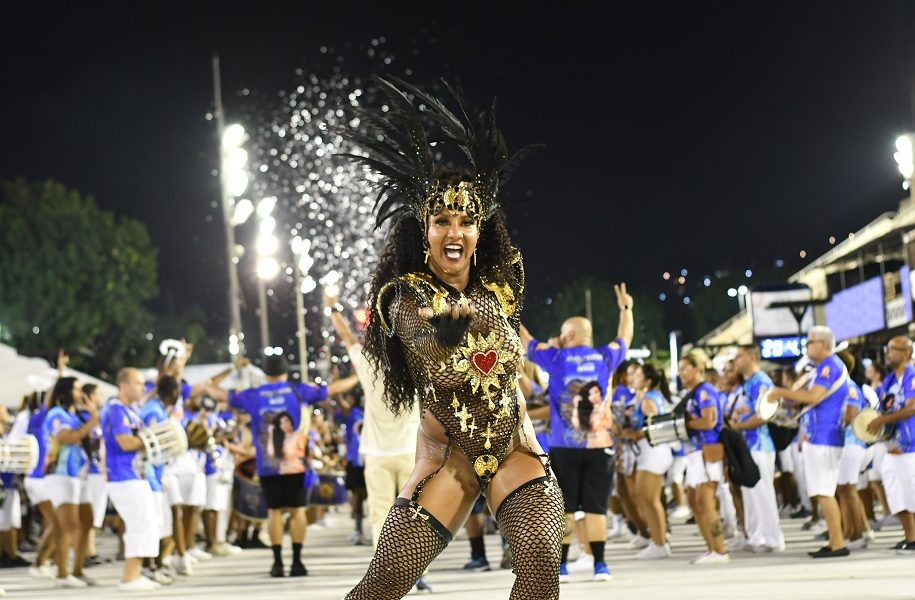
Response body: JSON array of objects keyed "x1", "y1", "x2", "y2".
[{"x1": 335, "y1": 76, "x2": 539, "y2": 230}]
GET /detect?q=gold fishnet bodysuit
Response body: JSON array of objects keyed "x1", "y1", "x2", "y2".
[
  {"x1": 346, "y1": 263, "x2": 563, "y2": 600},
  {"x1": 379, "y1": 269, "x2": 527, "y2": 495}
]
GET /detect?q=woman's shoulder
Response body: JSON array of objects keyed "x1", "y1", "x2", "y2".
[{"x1": 375, "y1": 271, "x2": 451, "y2": 334}]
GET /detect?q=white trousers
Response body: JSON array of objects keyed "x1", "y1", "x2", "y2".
[
  {"x1": 792, "y1": 442, "x2": 812, "y2": 510},
  {"x1": 741, "y1": 450, "x2": 785, "y2": 549},
  {"x1": 364, "y1": 453, "x2": 415, "y2": 547},
  {"x1": 716, "y1": 475, "x2": 738, "y2": 532},
  {"x1": 108, "y1": 480, "x2": 160, "y2": 559}
]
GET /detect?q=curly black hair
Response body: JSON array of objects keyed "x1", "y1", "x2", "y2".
[{"x1": 362, "y1": 186, "x2": 523, "y2": 416}]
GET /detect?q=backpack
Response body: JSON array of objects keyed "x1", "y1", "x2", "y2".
[{"x1": 720, "y1": 427, "x2": 761, "y2": 488}]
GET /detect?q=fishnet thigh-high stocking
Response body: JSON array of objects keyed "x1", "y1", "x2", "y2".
[
  {"x1": 345, "y1": 501, "x2": 449, "y2": 600},
  {"x1": 495, "y1": 477, "x2": 565, "y2": 600}
]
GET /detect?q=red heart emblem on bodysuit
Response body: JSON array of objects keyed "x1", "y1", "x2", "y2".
[{"x1": 471, "y1": 350, "x2": 498, "y2": 375}]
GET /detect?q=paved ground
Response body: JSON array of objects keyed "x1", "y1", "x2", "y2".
[{"x1": 2, "y1": 508, "x2": 913, "y2": 599}]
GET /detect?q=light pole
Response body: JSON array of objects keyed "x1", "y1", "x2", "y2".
[
  {"x1": 255, "y1": 197, "x2": 279, "y2": 352},
  {"x1": 291, "y1": 236, "x2": 316, "y2": 379},
  {"x1": 213, "y1": 55, "x2": 248, "y2": 357},
  {"x1": 894, "y1": 134, "x2": 915, "y2": 203}
]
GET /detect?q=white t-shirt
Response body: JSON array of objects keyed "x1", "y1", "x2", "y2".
[{"x1": 348, "y1": 343, "x2": 419, "y2": 458}]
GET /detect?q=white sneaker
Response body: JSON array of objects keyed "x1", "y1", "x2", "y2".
[
  {"x1": 864, "y1": 529, "x2": 877, "y2": 543},
  {"x1": 778, "y1": 504, "x2": 798, "y2": 517},
  {"x1": 184, "y1": 552, "x2": 199, "y2": 565},
  {"x1": 847, "y1": 537, "x2": 868, "y2": 550},
  {"x1": 118, "y1": 576, "x2": 161, "y2": 591},
  {"x1": 669, "y1": 505, "x2": 692, "y2": 521},
  {"x1": 223, "y1": 543, "x2": 243, "y2": 555},
  {"x1": 188, "y1": 547, "x2": 212, "y2": 561},
  {"x1": 207, "y1": 543, "x2": 230, "y2": 557},
  {"x1": 0, "y1": 587, "x2": 6, "y2": 596},
  {"x1": 606, "y1": 518, "x2": 623, "y2": 539},
  {"x1": 636, "y1": 542, "x2": 672, "y2": 559},
  {"x1": 55, "y1": 575, "x2": 88, "y2": 589},
  {"x1": 811, "y1": 520, "x2": 828, "y2": 534},
  {"x1": 28, "y1": 564, "x2": 54, "y2": 579},
  {"x1": 76, "y1": 574, "x2": 99, "y2": 586},
  {"x1": 174, "y1": 556, "x2": 194, "y2": 576},
  {"x1": 568, "y1": 552, "x2": 594, "y2": 573},
  {"x1": 692, "y1": 551, "x2": 730, "y2": 565},
  {"x1": 628, "y1": 535, "x2": 650, "y2": 549},
  {"x1": 726, "y1": 534, "x2": 747, "y2": 551}
]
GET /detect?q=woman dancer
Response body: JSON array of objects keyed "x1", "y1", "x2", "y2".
[{"x1": 341, "y1": 77, "x2": 563, "y2": 599}]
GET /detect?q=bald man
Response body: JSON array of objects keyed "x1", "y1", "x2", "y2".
[
  {"x1": 868, "y1": 336, "x2": 915, "y2": 553},
  {"x1": 104, "y1": 368, "x2": 162, "y2": 590},
  {"x1": 520, "y1": 283, "x2": 634, "y2": 583}
]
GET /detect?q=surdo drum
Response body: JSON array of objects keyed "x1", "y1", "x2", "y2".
[
  {"x1": 642, "y1": 413, "x2": 690, "y2": 447},
  {"x1": 852, "y1": 408, "x2": 892, "y2": 445},
  {"x1": 138, "y1": 420, "x2": 189, "y2": 466},
  {"x1": 0, "y1": 435, "x2": 40, "y2": 474}
]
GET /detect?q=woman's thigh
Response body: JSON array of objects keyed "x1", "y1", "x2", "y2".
[
  {"x1": 486, "y1": 448, "x2": 549, "y2": 515},
  {"x1": 398, "y1": 441, "x2": 480, "y2": 534}
]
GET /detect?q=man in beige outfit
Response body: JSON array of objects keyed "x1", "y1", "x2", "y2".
[{"x1": 327, "y1": 296, "x2": 420, "y2": 545}]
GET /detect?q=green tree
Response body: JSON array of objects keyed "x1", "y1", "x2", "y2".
[{"x1": 0, "y1": 180, "x2": 158, "y2": 375}]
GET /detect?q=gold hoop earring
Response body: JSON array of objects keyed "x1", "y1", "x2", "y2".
[{"x1": 424, "y1": 247, "x2": 431, "y2": 264}]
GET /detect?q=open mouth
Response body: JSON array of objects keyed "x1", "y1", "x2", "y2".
[{"x1": 443, "y1": 244, "x2": 464, "y2": 260}]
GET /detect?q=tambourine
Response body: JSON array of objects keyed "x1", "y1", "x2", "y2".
[
  {"x1": 852, "y1": 408, "x2": 892, "y2": 445},
  {"x1": 0, "y1": 435, "x2": 40, "y2": 474}
]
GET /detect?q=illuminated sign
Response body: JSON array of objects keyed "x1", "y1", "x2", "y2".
[{"x1": 760, "y1": 336, "x2": 806, "y2": 360}]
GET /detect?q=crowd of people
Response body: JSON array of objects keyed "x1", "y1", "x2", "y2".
[{"x1": 2, "y1": 80, "x2": 915, "y2": 600}]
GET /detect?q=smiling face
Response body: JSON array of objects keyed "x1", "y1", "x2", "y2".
[
  {"x1": 279, "y1": 415, "x2": 294, "y2": 434},
  {"x1": 587, "y1": 385, "x2": 603, "y2": 403},
  {"x1": 426, "y1": 209, "x2": 479, "y2": 281}
]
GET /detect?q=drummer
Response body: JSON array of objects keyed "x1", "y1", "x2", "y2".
[
  {"x1": 867, "y1": 335, "x2": 915, "y2": 552},
  {"x1": 834, "y1": 352, "x2": 870, "y2": 549},
  {"x1": 768, "y1": 327, "x2": 849, "y2": 558},
  {"x1": 679, "y1": 350, "x2": 728, "y2": 564},
  {"x1": 729, "y1": 345, "x2": 785, "y2": 553},
  {"x1": 205, "y1": 353, "x2": 358, "y2": 578},
  {"x1": 104, "y1": 367, "x2": 162, "y2": 591}
]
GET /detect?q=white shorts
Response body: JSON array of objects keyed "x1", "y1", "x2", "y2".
[
  {"x1": 0, "y1": 487, "x2": 22, "y2": 530},
  {"x1": 152, "y1": 491, "x2": 172, "y2": 539},
  {"x1": 667, "y1": 455, "x2": 687, "y2": 486},
  {"x1": 108, "y1": 479, "x2": 160, "y2": 558},
  {"x1": 869, "y1": 443, "x2": 888, "y2": 482},
  {"x1": 87, "y1": 473, "x2": 108, "y2": 528},
  {"x1": 778, "y1": 448, "x2": 794, "y2": 473},
  {"x1": 802, "y1": 443, "x2": 843, "y2": 498},
  {"x1": 684, "y1": 450, "x2": 723, "y2": 488},
  {"x1": 205, "y1": 474, "x2": 231, "y2": 511},
  {"x1": 44, "y1": 474, "x2": 82, "y2": 508},
  {"x1": 636, "y1": 439, "x2": 674, "y2": 475},
  {"x1": 23, "y1": 477, "x2": 50, "y2": 505},
  {"x1": 881, "y1": 452, "x2": 915, "y2": 515},
  {"x1": 838, "y1": 444, "x2": 867, "y2": 486},
  {"x1": 164, "y1": 472, "x2": 206, "y2": 507}
]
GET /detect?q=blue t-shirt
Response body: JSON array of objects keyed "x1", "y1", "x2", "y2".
[
  {"x1": 345, "y1": 407, "x2": 364, "y2": 466},
  {"x1": 27, "y1": 405, "x2": 49, "y2": 478},
  {"x1": 631, "y1": 389, "x2": 667, "y2": 430},
  {"x1": 738, "y1": 371, "x2": 776, "y2": 453},
  {"x1": 527, "y1": 339, "x2": 627, "y2": 449},
  {"x1": 229, "y1": 381, "x2": 327, "y2": 477},
  {"x1": 103, "y1": 401, "x2": 142, "y2": 482},
  {"x1": 882, "y1": 364, "x2": 915, "y2": 453},
  {"x1": 805, "y1": 354, "x2": 848, "y2": 448},
  {"x1": 844, "y1": 382, "x2": 867, "y2": 449},
  {"x1": 139, "y1": 398, "x2": 169, "y2": 491},
  {"x1": 686, "y1": 382, "x2": 722, "y2": 450},
  {"x1": 44, "y1": 406, "x2": 88, "y2": 477}
]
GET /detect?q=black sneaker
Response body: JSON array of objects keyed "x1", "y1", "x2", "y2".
[
  {"x1": 808, "y1": 546, "x2": 850, "y2": 558},
  {"x1": 801, "y1": 519, "x2": 819, "y2": 531},
  {"x1": 270, "y1": 562, "x2": 285, "y2": 577},
  {"x1": 896, "y1": 541, "x2": 915, "y2": 555},
  {"x1": 791, "y1": 507, "x2": 811, "y2": 519},
  {"x1": 289, "y1": 561, "x2": 308, "y2": 577},
  {"x1": 462, "y1": 557, "x2": 491, "y2": 572},
  {"x1": 893, "y1": 539, "x2": 908, "y2": 550},
  {"x1": 7, "y1": 555, "x2": 30, "y2": 568}
]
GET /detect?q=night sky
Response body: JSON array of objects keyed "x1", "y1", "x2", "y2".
[{"x1": 3, "y1": 2, "x2": 914, "y2": 345}]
